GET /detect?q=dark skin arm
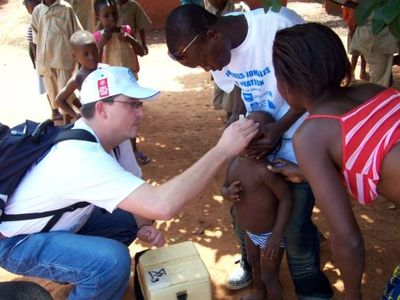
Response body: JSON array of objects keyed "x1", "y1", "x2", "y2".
[
  {"x1": 261, "y1": 170, "x2": 292, "y2": 260},
  {"x1": 138, "y1": 28, "x2": 148, "y2": 55},
  {"x1": 247, "y1": 109, "x2": 305, "y2": 158},
  {"x1": 55, "y1": 75, "x2": 80, "y2": 119},
  {"x1": 119, "y1": 31, "x2": 145, "y2": 56},
  {"x1": 266, "y1": 158, "x2": 306, "y2": 183},
  {"x1": 221, "y1": 158, "x2": 242, "y2": 202},
  {"x1": 294, "y1": 123, "x2": 364, "y2": 300},
  {"x1": 226, "y1": 86, "x2": 246, "y2": 126}
]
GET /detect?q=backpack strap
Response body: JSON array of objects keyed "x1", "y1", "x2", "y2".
[
  {"x1": 1, "y1": 202, "x2": 90, "y2": 222},
  {"x1": 54, "y1": 128, "x2": 97, "y2": 144}
]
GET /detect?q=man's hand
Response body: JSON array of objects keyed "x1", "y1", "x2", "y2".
[
  {"x1": 216, "y1": 118, "x2": 259, "y2": 159},
  {"x1": 246, "y1": 122, "x2": 282, "y2": 159},
  {"x1": 266, "y1": 158, "x2": 305, "y2": 183},
  {"x1": 137, "y1": 225, "x2": 165, "y2": 247},
  {"x1": 221, "y1": 180, "x2": 242, "y2": 202}
]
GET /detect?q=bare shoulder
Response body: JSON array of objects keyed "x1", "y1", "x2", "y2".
[
  {"x1": 293, "y1": 116, "x2": 335, "y2": 155},
  {"x1": 75, "y1": 69, "x2": 92, "y2": 89},
  {"x1": 345, "y1": 83, "x2": 386, "y2": 103}
]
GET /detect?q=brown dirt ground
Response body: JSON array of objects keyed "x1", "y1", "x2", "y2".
[{"x1": 0, "y1": 1, "x2": 399, "y2": 299}]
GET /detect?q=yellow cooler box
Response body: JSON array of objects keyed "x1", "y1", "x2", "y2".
[{"x1": 137, "y1": 241, "x2": 212, "y2": 300}]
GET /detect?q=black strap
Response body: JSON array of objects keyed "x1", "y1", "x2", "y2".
[
  {"x1": 40, "y1": 202, "x2": 91, "y2": 232},
  {"x1": 54, "y1": 129, "x2": 97, "y2": 144},
  {"x1": 134, "y1": 249, "x2": 150, "y2": 300},
  {"x1": 1, "y1": 202, "x2": 90, "y2": 222}
]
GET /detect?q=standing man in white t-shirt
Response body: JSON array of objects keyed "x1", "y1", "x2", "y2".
[
  {"x1": 166, "y1": 5, "x2": 333, "y2": 299},
  {"x1": 0, "y1": 65, "x2": 258, "y2": 299}
]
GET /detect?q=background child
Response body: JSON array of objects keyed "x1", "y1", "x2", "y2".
[
  {"x1": 55, "y1": 30, "x2": 100, "y2": 124},
  {"x1": 342, "y1": 6, "x2": 369, "y2": 81},
  {"x1": 116, "y1": 0, "x2": 152, "y2": 56},
  {"x1": 93, "y1": 0, "x2": 148, "y2": 164},
  {"x1": 93, "y1": 0, "x2": 144, "y2": 78},
  {"x1": 31, "y1": 0, "x2": 83, "y2": 121},
  {"x1": 23, "y1": 0, "x2": 46, "y2": 97},
  {"x1": 222, "y1": 111, "x2": 292, "y2": 300}
]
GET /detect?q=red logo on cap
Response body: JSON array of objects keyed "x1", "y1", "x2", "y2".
[{"x1": 98, "y1": 78, "x2": 109, "y2": 98}]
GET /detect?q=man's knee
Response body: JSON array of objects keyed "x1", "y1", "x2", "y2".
[{"x1": 94, "y1": 239, "x2": 131, "y2": 280}]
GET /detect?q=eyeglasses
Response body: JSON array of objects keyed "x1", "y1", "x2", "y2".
[
  {"x1": 168, "y1": 32, "x2": 201, "y2": 61},
  {"x1": 103, "y1": 100, "x2": 143, "y2": 109}
]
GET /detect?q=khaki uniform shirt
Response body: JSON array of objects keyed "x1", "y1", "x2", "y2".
[
  {"x1": 66, "y1": 0, "x2": 95, "y2": 31},
  {"x1": 95, "y1": 29, "x2": 140, "y2": 74},
  {"x1": 351, "y1": 17, "x2": 399, "y2": 55},
  {"x1": 32, "y1": 0, "x2": 82, "y2": 74},
  {"x1": 117, "y1": 0, "x2": 152, "y2": 32}
]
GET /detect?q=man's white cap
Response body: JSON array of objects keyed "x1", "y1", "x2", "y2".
[{"x1": 80, "y1": 65, "x2": 160, "y2": 105}]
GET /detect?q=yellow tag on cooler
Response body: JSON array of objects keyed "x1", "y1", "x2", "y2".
[{"x1": 137, "y1": 241, "x2": 212, "y2": 300}]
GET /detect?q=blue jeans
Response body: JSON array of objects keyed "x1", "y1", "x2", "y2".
[
  {"x1": 232, "y1": 183, "x2": 333, "y2": 299},
  {"x1": 0, "y1": 207, "x2": 138, "y2": 300},
  {"x1": 286, "y1": 183, "x2": 333, "y2": 299},
  {"x1": 180, "y1": 0, "x2": 203, "y2": 6}
]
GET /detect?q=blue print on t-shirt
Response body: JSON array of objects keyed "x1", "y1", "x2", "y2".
[
  {"x1": 250, "y1": 101, "x2": 267, "y2": 111},
  {"x1": 268, "y1": 100, "x2": 276, "y2": 109},
  {"x1": 243, "y1": 93, "x2": 253, "y2": 102}
]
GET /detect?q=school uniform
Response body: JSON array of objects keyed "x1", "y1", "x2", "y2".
[{"x1": 31, "y1": 0, "x2": 83, "y2": 109}]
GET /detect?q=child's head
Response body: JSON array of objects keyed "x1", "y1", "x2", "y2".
[
  {"x1": 244, "y1": 111, "x2": 281, "y2": 158},
  {"x1": 273, "y1": 23, "x2": 352, "y2": 111},
  {"x1": 94, "y1": 0, "x2": 119, "y2": 30},
  {"x1": 22, "y1": 0, "x2": 41, "y2": 15},
  {"x1": 70, "y1": 31, "x2": 100, "y2": 70}
]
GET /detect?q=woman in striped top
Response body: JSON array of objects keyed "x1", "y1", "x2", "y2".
[{"x1": 272, "y1": 23, "x2": 400, "y2": 300}]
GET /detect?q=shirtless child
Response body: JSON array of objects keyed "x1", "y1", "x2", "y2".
[
  {"x1": 55, "y1": 30, "x2": 100, "y2": 124},
  {"x1": 222, "y1": 111, "x2": 292, "y2": 300}
]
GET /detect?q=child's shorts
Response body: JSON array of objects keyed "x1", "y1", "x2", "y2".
[{"x1": 246, "y1": 231, "x2": 286, "y2": 249}]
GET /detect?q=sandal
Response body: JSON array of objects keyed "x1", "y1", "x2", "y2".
[{"x1": 135, "y1": 150, "x2": 150, "y2": 165}]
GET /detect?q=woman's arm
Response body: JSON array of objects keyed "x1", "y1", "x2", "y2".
[{"x1": 294, "y1": 126, "x2": 364, "y2": 300}]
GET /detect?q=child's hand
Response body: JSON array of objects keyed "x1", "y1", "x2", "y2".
[
  {"x1": 118, "y1": 32, "x2": 145, "y2": 56},
  {"x1": 137, "y1": 225, "x2": 165, "y2": 247},
  {"x1": 118, "y1": 31, "x2": 132, "y2": 43},
  {"x1": 262, "y1": 235, "x2": 281, "y2": 260},
  {"x1": 221, "y1": 180, "x2": 242, "y2": 202},
  {"x1": 267, "y1": 158, "x2": 306, "y2": 183}
]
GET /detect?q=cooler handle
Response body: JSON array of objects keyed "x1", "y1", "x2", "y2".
[{"x1": 177, "y1": 291, "x2": 188, "y2": 300}]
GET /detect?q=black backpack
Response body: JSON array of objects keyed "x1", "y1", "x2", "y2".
[{"x1": 0, "y1": 119, "x2": 97, "y2": 232}]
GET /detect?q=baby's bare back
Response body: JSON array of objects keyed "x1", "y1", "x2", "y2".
[{"x1": 228, "y1": 158, "x2": 283, "y2": 234}]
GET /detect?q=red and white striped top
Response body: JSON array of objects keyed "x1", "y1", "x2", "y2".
[{"x1": 306, "y1": 88, "x2": 400, "y2": 205}]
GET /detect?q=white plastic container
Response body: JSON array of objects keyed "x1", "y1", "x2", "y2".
[{"x1": 137, "y1": 241, "x2": 212, "y2": 300}]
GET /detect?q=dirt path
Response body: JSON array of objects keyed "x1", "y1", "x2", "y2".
[{"x1": 0, "y1": 1, "x2": 399, "y2": 299}]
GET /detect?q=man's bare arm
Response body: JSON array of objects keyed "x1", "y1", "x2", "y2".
[{"x1": 118, "y1": 119, "x2": 259, "y2": 219}]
